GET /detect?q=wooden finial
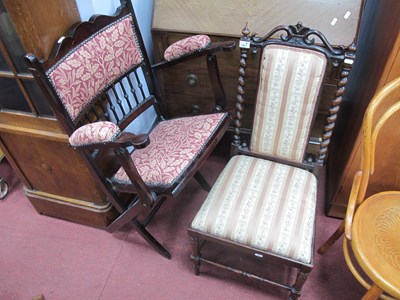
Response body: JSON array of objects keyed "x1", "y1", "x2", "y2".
[{"x1": 242, "y1": 22, "x2": 250, "y2": 37}]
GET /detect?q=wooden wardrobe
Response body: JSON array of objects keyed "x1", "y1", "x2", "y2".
[
  {"x1": 326, "y1": 0, "x2": 400, "y2": 217},
  {"x1": 0, "y1": 0, "x2": 118, "y2": 227}
]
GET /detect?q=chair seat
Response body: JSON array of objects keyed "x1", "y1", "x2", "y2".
[
  {"x1": 190, "y1": 155, "x2": 317, "y2": 264},
  {"x1": 352, "y1": 192, "x2": 400, "y2": 299},
  {"x1": 112, "y1": 112, "x2": 228, "y2": 188}
]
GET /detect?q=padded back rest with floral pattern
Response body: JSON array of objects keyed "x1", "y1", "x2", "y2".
[
  {"x1": 250, "y1": 45, "x2": 327, "y2": 163},
  {"x1": 25, "y1": 3, "x2": 158, "y2": 136},
  {"x1": 47, "y1": 15, "x2": 143, "y2": 123}
]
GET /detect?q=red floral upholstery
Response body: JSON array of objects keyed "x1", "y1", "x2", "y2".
[
  {"x1": 164, "y1": 35, "x2": 211, "y2": 61},
  {"x1": 112, "y1": 112, "x2": 228, "y2": 187},
  {"x1": 47, "y1": 15, "x2": 143, "y2": 122},
  {"x1": 69, "y1": 121, "x2": 121, "y2": 147}
]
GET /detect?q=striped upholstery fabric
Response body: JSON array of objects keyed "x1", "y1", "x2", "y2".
[
  {"x1": 190, "y1": 155, "x2": 317, "y2": 264},
  {"x1": 251, "y1": 45, "x2": 327, "y2": 163}
]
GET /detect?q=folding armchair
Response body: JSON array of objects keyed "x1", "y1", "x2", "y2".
[
  {"x1": 318, "y1": 77, "x2": 400, "y2": 300},
  {"x1": 24, "y1": 0, "x2": 234, "y2": 259},
  {"x1": 188, "y1": 23, "x2": 356, "y2": 298}
]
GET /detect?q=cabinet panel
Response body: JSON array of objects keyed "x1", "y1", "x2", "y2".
[
  {"x1": 0, "y1": 123, "x2": 116, "y2": 228},
  {"x1": 0, "y1": 0, "x2": 116, "y2": 227},
  {"x1": 0, "y1": 133, "x2": 106, "y2": 203},
  {"x1": 0, "y1": 78, "x2": 32, "y2": 112},
  {"x1": 153, "y1": 0, "x2": 363, "y2": 46},
  {"x1": 2, "y1": 0, "x2": 80, "y2": 60}
]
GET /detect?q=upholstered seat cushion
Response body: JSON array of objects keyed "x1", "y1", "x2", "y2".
[
  {"x1": 112, "y1": 112, "x2": 228, "y2": 188},
  {"x1": 190, "y1": 155, "x2": 317, "y2": 264},
  {"x1": 164, "y1": 35, "x2": 211, "y2": 61},
  {"x1": 69, "y1": 121, "x2": 121, "y2": 147}
]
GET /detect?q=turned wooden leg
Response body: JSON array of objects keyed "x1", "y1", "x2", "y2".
[
  {"x1": 290, "y1": 268, "x2": 310, "y2": 300},
  {"x1": 190, "y1": 236, "x2": 201, "y2": 275},
  {"x1": 317, "y1": 220, "x2": 345, "y2": 254},
  {"x1": 361, "y1": 284, "x2": 383, "y2": 300}
]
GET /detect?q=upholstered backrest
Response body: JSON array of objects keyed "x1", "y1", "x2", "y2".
[
  {"x1": 46, "y1": 15, "x2": 143, "y2": 122},
  {"x1": 250, "y1": 45, "x2": 327, "y2": 163}
]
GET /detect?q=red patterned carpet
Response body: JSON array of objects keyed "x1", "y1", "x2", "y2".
[{"x1": 0, "y1": 153, "x2": 365, "y2": 300}]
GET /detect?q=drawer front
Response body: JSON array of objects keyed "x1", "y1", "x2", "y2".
[{"x1": 153, "y1": 31, "x2": 258, "y2": 129}]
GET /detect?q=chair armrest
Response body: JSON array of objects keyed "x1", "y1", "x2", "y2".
[
  {"x1": 152, "y1": 35, "x2": 236, "y2": 113},
  {"x1": 112, "y1": 132, "x2": 150, "y2": 149},
  {"x1": 70, "y1": 122, "x2": 153, "y2": 209},
  {"x1": 152, "y1": 35, "x2": 236, "y2": 70},
  {"x1": 69, "y1": 121, "x2": 149, "y2": 151}
]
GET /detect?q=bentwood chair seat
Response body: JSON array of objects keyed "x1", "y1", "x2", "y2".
[{"x1": 347, "y1": 191, "x2": 400, "y2": 299}]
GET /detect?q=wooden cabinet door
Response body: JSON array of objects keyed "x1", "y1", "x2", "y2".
[
  {"x1": 0, "y1": 0, "x2": 117, "y2": 227},
  {"x1": 326, "y1": 0, "x2": 400, "y2": 217}
]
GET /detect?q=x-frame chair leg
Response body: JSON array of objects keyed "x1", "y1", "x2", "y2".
[
  {"x1": 131, "y1": 218, "x2": 171, "y2": 259},
  {"x1": 141, "y1": 196, "x2": 167, "y2": 227},
  {"x1": 194, "y1": 171, "x2": 211, "y2": 192},
  {"x1": 106, "y1": 196, "x2": 171, "y2": 259},
  {"x1": 106, "y1": 196, "x2": 145, "y2": 232}
]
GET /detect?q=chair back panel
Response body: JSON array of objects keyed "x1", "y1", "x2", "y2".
[
  {"x1": 46, "y1": 15, "x2": 144, "y2": 123},
  {"x1": 250, "y1": 45, "x2": 327, "y2": 163}
]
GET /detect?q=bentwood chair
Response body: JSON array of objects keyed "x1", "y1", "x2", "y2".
[
  {"x1": 318, "y1": 77, "x2": 400, "y2": 300},
  {"x1": 188, "y1": 23, "x2": 356, "y2": 299},
  {"x1": 0, "y1": 149, "x2": 8, "y2": 199},
  {"x1": 24, "y1": 0, "x2": 234, "y2": 259}
]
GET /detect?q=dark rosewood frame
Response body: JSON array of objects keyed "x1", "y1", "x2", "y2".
[
  {"x1": 24, "y1": 0, "x2": 235, "y2": 259},
  {"x1": 188, "y1": 22, "x2": 356, "y2": 299}
]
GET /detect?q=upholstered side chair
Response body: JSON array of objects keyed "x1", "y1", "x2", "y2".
[{"x1": 188, "y1": 23, "x2": 356, "y2": 299}]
